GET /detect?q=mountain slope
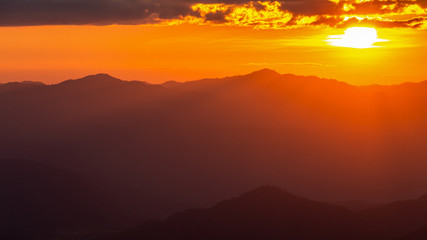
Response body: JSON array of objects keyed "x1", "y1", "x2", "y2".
[
  {"x1": 0, "y1": 81, "x2": 44, "y2": 93},
  {"x1": 396, "y1": 224, "x2": 427, "y2": 240},
  {"x1": 1, "y1": 70, "x2": 427, "y2": 208},
  {"x1": 361, "y1": 194, "x2": 427, "y2": 238},
  {"x1": 105, "y1": 186, "x2": 427, "y2": 240},
  {"x1": 107, "y1": 186, "x2": 371, "y2": 240},
  {"x1": 0, "y1": 159, "x2": 174, "y2": 240}
]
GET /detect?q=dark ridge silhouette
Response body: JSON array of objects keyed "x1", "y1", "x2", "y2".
[
  {"x1": 360, "y1": 193, "x2": 427, "y2": 238},
  {"x1": 104, "y1": 186, "x2": 427, "y2": 240},
  {"x1": 396, "y1": 224, "x2": 427, "y2": 240},
  {"x1": 60, "y1": 73, "x2": 122, "y2": 83},
  {"x1": 0, "y1": 159, "x2": 177, "y2": 240},
  {"x1": 161, "y1": 69, "x2": 281, "y2": 91},
  {"x1": 57, "y1": 73, "x2": 156, "y2": 89},
  {"x1": 2, "y1": 69, "x2": 427, "y2": 230},
  {"x1": 161, "y1": 80, "x2": 181, "y2": 88},
  {"x1": 162, "y1": 68, "x2": 350, "y2": 94},
  {"x1": 245, "y1": 68, "x2": 282, "y2": 78},
  {"x1": 54, "y1": 73, "x2": 161, "y2": 95},
  {"x1": 0, "y1": 81, "x2": 44, "y2": 93},
  {"x1": 105, "y1": 185, "x2": 371, "y2": 240}
]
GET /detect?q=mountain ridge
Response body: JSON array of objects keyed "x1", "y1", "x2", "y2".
[
  {"x1": 106, "y1": 185, "x2": 371, "y2": 240},
  {"x1": 0, "y1": 158, "x2": 182, "y2": 240},
  {"x1": 2, "y1": 69, "x2": 427, "y2": 89},
  {"x1": 106, "y1": 185, "x2": 427, "y2": 240},
  {"x1": 1, "y1": 68, "x2": 427, "y2": 220}
]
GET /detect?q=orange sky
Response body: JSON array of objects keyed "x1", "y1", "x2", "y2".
[{"x1": 1, "y1": 0, "x2": 427, "y2": 85}]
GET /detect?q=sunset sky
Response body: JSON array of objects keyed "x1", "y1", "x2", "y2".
[{"x1": 1, "y1": 0, "x2": 427, "y2": 85}]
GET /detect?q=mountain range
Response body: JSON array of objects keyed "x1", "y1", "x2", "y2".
[
  {"x1": 2, "y1": 69, "x2": 427, "y2": 202},
  {"x1": 105, "y1": 186, "x2": 427, "y2": 240},
  {"x1": 0, "y1": 159, "x2": 177, "y2": 240},
  {"x1": 2, "y1": 69, "x2": 427, "y2": 239}
]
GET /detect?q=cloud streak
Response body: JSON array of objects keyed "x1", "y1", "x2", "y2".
[
  {"x1": 245, "y1": 62, "x2": 333, "y2": 67},
  {"x1": 0, "y1": 0, "x2": 426, "y2": 28}
]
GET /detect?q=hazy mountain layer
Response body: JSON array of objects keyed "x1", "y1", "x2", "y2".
[
  {"x1": 106, "y1": 186, "x2": 427, "y2": 240},
  {"x1": 1, "y1": 69, "x2": 427, "y2": 210}
]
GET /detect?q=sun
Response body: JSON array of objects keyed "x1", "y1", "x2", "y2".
[{"x1": 327, "y1": 27, "x2": 388, "y2": 49}]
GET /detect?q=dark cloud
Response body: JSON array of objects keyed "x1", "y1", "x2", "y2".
[
  {"x1": 0, "y1": 0, "x2": 150, "y2": 26},
  {"x1": 334, "y1": 0, "x2": 425, "y2": 15},
  {"x1": 0, "y1": 0, "x2": 426, "y2": 27},
  {"x1": 311, "y1": 16, "x2": 342, "y2": 27},
  {"x1": 204, "y1": 11, "x2": 228, "y2": 23},
  {"x1": 337, "y1": 16, "x2": 427, "y2": 29},
  {"x1": 279, "y1": 0, "x2": 339, "y2": 15},
  {"x1": 0, "y1": 0, "x2": 338, "y2": 26},
  {"x1": 0, "y1": 0, "x2": 192, "y2": 26}
]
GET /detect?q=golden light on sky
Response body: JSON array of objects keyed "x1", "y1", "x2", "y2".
[
  {"x1": 327, "y1": 27, "x2": 388, "y2": 48},
  {"x1": 0, "y1": 0, "x2": 427, "y2": 85}
]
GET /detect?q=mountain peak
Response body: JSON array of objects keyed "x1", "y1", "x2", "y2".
[
  {"x1": 77, "y1": 73, "x2": 121, "y2": 82},
  {"x1": 109, "y1": 185, "x2": 366, "y2": 240},
  {"x1": 247, "y1": 68, "x2": 280, "y2": 77},
  {"x1": 58, "y1": 73, "x2": 124, "y2": 88},
  {"x1": 92, "y1": 73, "x2": 113, "y2": 77}
]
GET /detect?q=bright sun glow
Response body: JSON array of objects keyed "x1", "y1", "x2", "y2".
[{"x1": 327, "y1": 27, "x2": 388, "y2": 49}]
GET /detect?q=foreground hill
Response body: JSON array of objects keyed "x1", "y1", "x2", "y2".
[
  {"x1": 106, "y1": 186, "x2": 371, "y2": 240},
  {"x1": 397, "y1": 225, "x2": 427, "y2": 240},
  {"x1": 106, "y1": 186, "x2": 427, "y2": 240},
  {"x1": 1, "y1": 70, "x2": 427, "y2": 210},
  {"x1": 0, "y1": 159, "x2": 174, "y2": 240},
  {"x1": 361, "y1": 194, "x2": 427, "y2": 238}
]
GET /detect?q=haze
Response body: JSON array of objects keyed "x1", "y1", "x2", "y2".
[{"x1": 2, "y1": 0, "x2": 427, "y2": 240}]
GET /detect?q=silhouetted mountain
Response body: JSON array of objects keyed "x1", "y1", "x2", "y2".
[
  {"x1": 0, "y1": 81, "x2": 44, "y2": 93},
  {"x1": 361, "y1": 193, "x2": 427, "y2": 239},
  {"x1": 161, "y1": 68, "x2": 283, "y2": 91},
  {"x1": 106, "y1": 186, "x2": 371, "y2": 240},
  {"x1": 396, "y1": 224, "x2": 427, "y2": 240},
  {"x1": 0, "y1": 159, "x2": 175, "y2": 240},
  {"x1": 60, "y1": 73, "x2": 123, "y2": 85},
  {"x1": 57, "y1": 73, "x2": 156, "y2": 90},
  {"x1": 1, "y1": 69, "x2": 427, "y2": 218},
  {"x1": 104, "y1": 186, "x2": 427, "y2": 240}
]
